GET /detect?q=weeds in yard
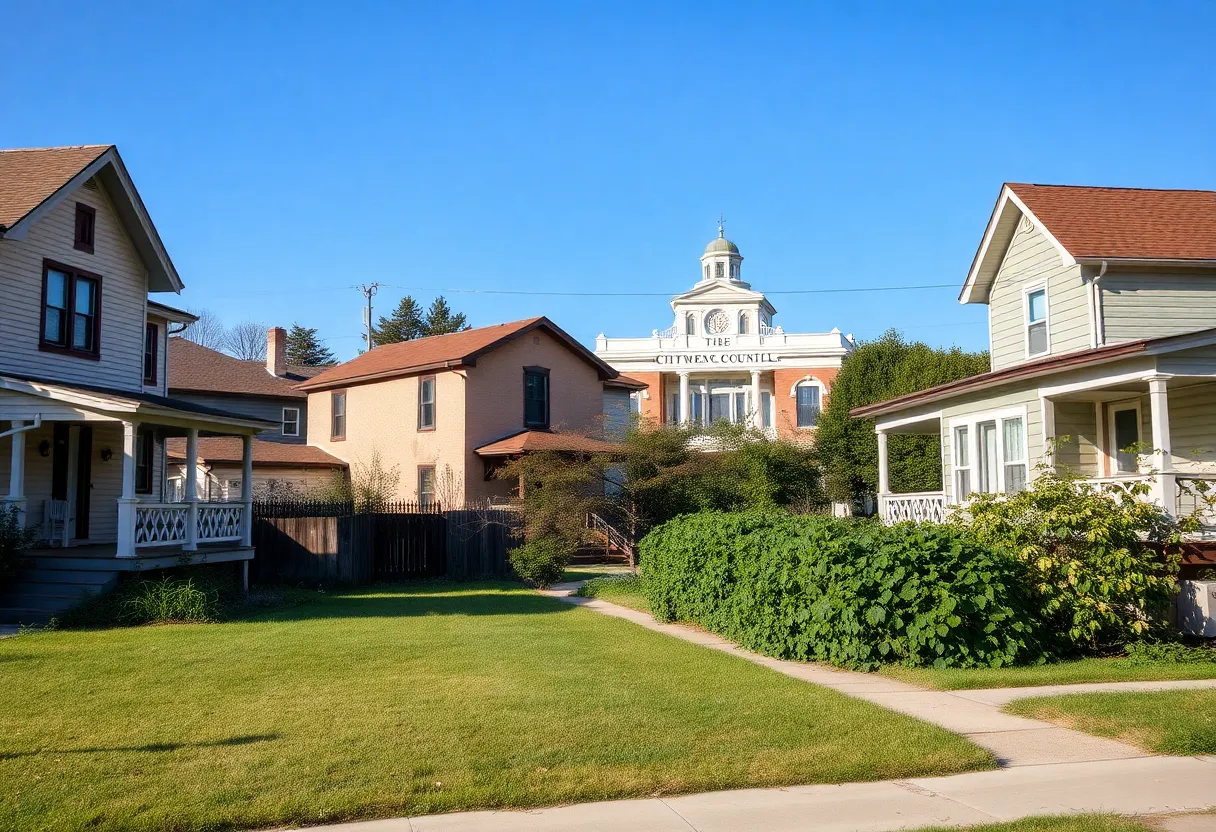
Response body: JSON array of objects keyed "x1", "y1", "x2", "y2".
[{"x1": 119, "y1": 576, "x2": 219, "y2": 625}]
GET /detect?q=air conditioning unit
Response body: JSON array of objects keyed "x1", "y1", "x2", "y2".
[{"x1": 1178, "y1": 580, "x2": 1216, "y2": 638}]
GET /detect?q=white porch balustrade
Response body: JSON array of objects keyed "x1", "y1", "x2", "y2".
[{"x1": 880, "y1": 492, "x2": 948, "y2": 524}]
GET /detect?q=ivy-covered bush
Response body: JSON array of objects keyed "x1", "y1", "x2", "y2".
[
  {"x1": 510, "y1": 537, "x2": 569, "y2": 588},
  {"x1": 956, "y1": 472, "x2": 1182, "y2": 655},
  {"x1": 642, "y1": 512, "x2": 1041, "y2": 670}
]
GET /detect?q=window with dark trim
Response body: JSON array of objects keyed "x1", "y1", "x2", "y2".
[
  {"x1": 135, "y1": 429, "x2": 154, "y2": 494},
  {"x1": 418, "y1": 375, "x2": 436, "y2": 431},
  {"x1": 795, "y1": 383, "x2": 821, "y2": 428},
  {"x1": 41, "y1": 260, "x2": 101, "y2": 358},
  {"x1": 282, "y1": 407, "x2": 300, "y2": 437},
  {"x1": 523, "y1": 367, "x2": 550, "y2": 429},
  {"x1": 143, "y1": 322, "x2": 158, "y2": 385},
  {"x1": 330, "y1": 390, "x2": 347, "y2": 440},
  {"x1": 418, "y1": 465, "x2": 436, "y2": 507},
  {"x1": 74, "y1": 203, "x2": 95, "y2": 254}
]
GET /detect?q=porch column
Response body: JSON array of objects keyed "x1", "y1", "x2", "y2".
[
  {"x1": 750, "y1": 370, "x2": 762, "y2": 430},
  {"x1": 116, "y1": 421, "x2": 138, "y2": 558},
  {"x1": 184, "y1": 427, "x2": 199, "y2": 551},
  {"x1": 877, "y1": 428, "x2": 891, "y2": 522},
  {"x1": 240, "y1": 434, "x2": 253, "y2": 547},
  {"x1": 678, "y1": 372, "x2": 691, "y2": 425},
  {"x1": 7, "y1": 421, "x2": 27, "y2": 526},
  {"x1": 1148, "y1": 375, "x2": 1175, "y2": 512}
]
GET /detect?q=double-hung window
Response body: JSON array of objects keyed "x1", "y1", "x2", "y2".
[
  {"x1": 796, "y1": 383, "x2": 821, "y2": 428},
  {"x1": 418, "y1": 375, "x2": 436, "y2": 430},
  {"x1": 418, "y1": 465, "x2": 436, "y2": 507},
  {"x1": 330, "y1": 391, "x2": 347, "y2": 440},
  {"x1": 74, "y1": 203, "x2": 95, "y2": 254},
  {"x1": 282, "y1": 407, "x2": 300, "y2": 437},
  {"x1": 524, "y1": 367, "x2": 549, "y2": 428},
  {"x1": 952, "y1": 411, "x2": 1028, "y2": 500},
  {"x1": 1026, "y1": 287, "x2": 1048, "y2": 357},
  {"x1": 41, "y1": 261, "x2": 101, "y2": 357},
  {"x1": 143, "y1": 322, "x2": 158, "y2": 385}
]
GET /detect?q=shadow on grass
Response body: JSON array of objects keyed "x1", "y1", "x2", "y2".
[
  {"x1": 240, "y1": 580, "x2": 577, "y2": 624},
  {"x1": 0, "y1": 733, "x2": 281, "y2": 760}
]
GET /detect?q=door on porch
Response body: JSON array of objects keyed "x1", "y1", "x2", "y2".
[
  {"x1": 1106, "y1": 401, "x2": 1141, "y2": 475},
  {"x1": 51, "y1": 424, "x2": 92, "y2": 541}
]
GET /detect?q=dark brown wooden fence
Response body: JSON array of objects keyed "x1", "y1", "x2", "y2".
[{"x1": 250, "y1": 500, "x2": 518, "y2": 585}]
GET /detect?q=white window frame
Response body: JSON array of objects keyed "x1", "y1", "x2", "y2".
[
  {"x1": 282, "y1": 407, "x2": 300, "y2": 437},
  {"x1": 1024, "y1": 283, "x2": 1050, "y2": 359},
  {"x1": 948, "y1": 406, "x2": 1029, "y2": 502},
  {"x1": 788, "y1": 376, "x2": 828, "y2": 430}
]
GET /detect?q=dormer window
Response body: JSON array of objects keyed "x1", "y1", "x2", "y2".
[
  {"x1": 74, "y1": 203, "x2": 95, "y2": 254},
  {"x1": 1026, "y1": 287, "x2": 1049, "y2": 357}
]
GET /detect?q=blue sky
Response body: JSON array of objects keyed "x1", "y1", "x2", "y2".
[{"x1": 2, "y1": 2, "x2": 1213, "y2": 359}]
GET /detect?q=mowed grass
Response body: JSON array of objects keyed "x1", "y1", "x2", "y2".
[
  {"x1": 880, "y1": 657, "x2": 1216, "y2": 690},
  {"x1": 1007, "y1": 689, "x2": 1216, "y2": 755},
  {"x1": 575, "y1": 572, "x2": 651, "y2": 612},
  {"x1": 0, "y1": 583, "x2": 992, "y2": 832},
  {"x1": 913, "y1": 815, "x2": 1157, "y2": 832}
]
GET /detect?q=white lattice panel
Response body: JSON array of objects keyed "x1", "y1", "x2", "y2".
[
  {"x1": 135, "y1": 505, "x2": 189, "y2": 546},
  {"x1": 883, "y1": 494, "x2": 948, "y2": 525},
  {"x1": 198, "y1": 504, "x2": 243, "y2": 541}
]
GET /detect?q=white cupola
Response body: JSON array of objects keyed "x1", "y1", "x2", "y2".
[{"x1": 698, "y1": 221, "x2": 744, "y2": 284}]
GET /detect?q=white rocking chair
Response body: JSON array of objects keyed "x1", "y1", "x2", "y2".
[{"x1": 42, "y1": 499, "x2": 70, "y2": 547}]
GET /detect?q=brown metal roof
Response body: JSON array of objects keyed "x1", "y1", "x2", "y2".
[
  {"x1": 0, "y1": 145, "x2": 112, "y2": 230},
  {"x1": 1008, "y1": 183, "x2": 1216, "y2": 262},
  {"x1": 474, "y1": 429, "x2": 625, "y2": 457},
  {"x1": 298, "y1": 317, "x2": 619, "y2": 391},
  {"x1": 168, "y1": 338, "x2": 308, "y2": 399},
  {"x1": 166, "y1": 437, "x2": 346, "y2": 468}
]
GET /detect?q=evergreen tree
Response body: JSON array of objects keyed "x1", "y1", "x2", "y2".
[
  {"x1": 423, "y1": 295, "x2": 470, "y2": 336},
  {"x1": 815, "y1": 329, "x2": 989, "y2": 504},
  {"x1": 373, "y1": 296, "x2": 425, "y2": 346},
  {"x1": 284, "y1": 323, "x2": 335, "y2": 366}
]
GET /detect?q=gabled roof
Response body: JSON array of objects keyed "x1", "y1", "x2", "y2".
[
  {"x1": 474, "y1": 429, "x2": 624, "y2": 457},
  {"x1": 961, "y1": 183, "x2": 1216, "y2": 304},
  {"x1": 147, "y1": 300, "x2": 198, "y2": 324},
  {"x1": 672, "y1": 278, "x2": 776, "y2": 315},
  {"x1": 0, "y1": 145, "x2": 183, "y2": 292},
  {"x1": 298, "y1": 317, "x2": 621, "y2": 392},
  {"x1": 169, "y1": 338, "x2": 308, "y2": 399},
  {"x1": 166, "y1": 437, "x2": 346, "y2": 468}
]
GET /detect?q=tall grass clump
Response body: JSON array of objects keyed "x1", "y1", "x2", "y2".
[{"x1": 119, "y1": 576, "x2": 220, "y2": 625}]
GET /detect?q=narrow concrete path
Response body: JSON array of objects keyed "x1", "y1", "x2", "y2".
[{"x1": 541, "y1": 587, "x2": 1216, "y2": 768}]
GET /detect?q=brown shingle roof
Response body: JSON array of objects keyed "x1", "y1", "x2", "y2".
[
  {"x1": 169, "y1": 338, "x2": 307, "y2": 399},
  {"x1": 0, "y1": 145, "x2": 112, "y2": 229},
  {"x1": 298, "y1": 317, "x2": 618, "y2": 391},
  {"x1": 166, "y1": 437, "x2": 346, "y2": 468},
  {"x1": 474, "y1": 429, "x2": 624, "y2": 457},
  {"x1": 1008, "y1": 183, "x2": 1216, "y2": 261}
]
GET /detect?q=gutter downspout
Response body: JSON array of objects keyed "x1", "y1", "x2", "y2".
[
  {"x1": 1089, "y1": 260, "x2": 1109, "y2": 348},
  {"x1": 0, "y1": 414, "x2": 41, "y2": 439}
]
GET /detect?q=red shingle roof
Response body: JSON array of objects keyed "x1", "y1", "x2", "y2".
[
  {"x1": 166, "y1": 437, "x2": 346, "y2": 468},
  {"x1": 298, "y1": 317, "x2": 618, "y2": 391},
  {"x1": 169, "y1": 339, "x2": 309, "y2": 398},
  {"x1": 1008, "y1": 183, "x2": 1216, "y2": 261},
  {"x1": 0, "y1": 145, "x2": 112, "y2": 229},
  {"x1": 474, "y1": 430, "x2": 625, "y2": 457}
]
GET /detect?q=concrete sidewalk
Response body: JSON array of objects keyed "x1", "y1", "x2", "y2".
[{"x1": 286, "y1": 756, "x2": 1216, "y2": 832}]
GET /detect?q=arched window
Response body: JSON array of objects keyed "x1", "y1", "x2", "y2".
[
  {"x1": 739, "y1": 312, "x2": 750, "y2": 334},
  {"x1": 793, "y1": 380, "x2": 823, "y2": 428},
  {"x1": 715, "y1": 261, "x2": 725, "y2": 279},
  {"x1": 730, "y1": 263, "x2": 739, "y2": 279},
  {"x1": 686, "y1": 313, "x2": 696, "y2": 335},
  {"x1": 704, "y1": 264, "x2": 710, "y2": 280}
]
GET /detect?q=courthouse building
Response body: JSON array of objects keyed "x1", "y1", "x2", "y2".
[{"x1": 595, "y1": 228, "x2": 853, "y2": 439}]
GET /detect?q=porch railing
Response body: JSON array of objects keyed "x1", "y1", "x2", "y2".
[
  {"x1": 880, "y1": 491, "x2": 947, "y2": 525},
  {"x1": 133, "y1": 501, "x2": 246, "y2": 548}
]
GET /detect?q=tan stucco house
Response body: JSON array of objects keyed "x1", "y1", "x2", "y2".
[
  {"x1": 299, "y1": 317, "x2": 645, "y2": 506},
  {"x1": 854, "y1": 183, "x2": 1216, "y2": 547}
]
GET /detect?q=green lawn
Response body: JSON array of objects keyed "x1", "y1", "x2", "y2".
[
  {"x1": 1007, "y1": 689, "x2": 1216, "y2": 755},
  {"x1": 880, "y1": 656, "x2": 1216, "y2": 690},
  {"x1": 575, "y1": 572, "x2": 651, "y2": 612},
  {"x1": 913, "y1": 815, "x2": 1155, "y2": 832},
  {"x1": 0, "y1": 582, "x2": 992, "y2": 832},
  {"x1": 559, "y1": 564, "x2": 633, "y2": 583}
]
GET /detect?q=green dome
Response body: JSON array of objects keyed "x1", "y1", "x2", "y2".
[{"x1": 704, "y1": 236, "x2": 739, "y2": 254}]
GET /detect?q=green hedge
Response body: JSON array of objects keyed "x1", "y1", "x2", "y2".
[{"x1": 641, "y1": 512, "x2": 1041, "y2": 670}]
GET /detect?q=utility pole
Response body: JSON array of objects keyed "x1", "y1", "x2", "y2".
[{"x1": 358, "y1": 283, "x2": 379, "y2": 350}]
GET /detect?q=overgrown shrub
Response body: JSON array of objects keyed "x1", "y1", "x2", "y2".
[
  {"x1": 956, "y1": 472, "x2": 1182, "y2": 655},
  {"x1": 642, "y1": 512, "x2": 1040, "y2": 670},
  {"x1": 119, "y1": 576, "x2": 220, "y2": 625},
  {"x1": 510, "y1": 537, "x2": 569, "y2": 588},
  {"x1": 0, "y1": 505, "x2": 36, "y2": 589}
]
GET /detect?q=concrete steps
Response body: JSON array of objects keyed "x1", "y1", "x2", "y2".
[{"x1": 0, "y1": 562, "x2": 119, "y2": 626}]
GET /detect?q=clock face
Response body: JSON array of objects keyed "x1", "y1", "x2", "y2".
[{"x1": 705, "y1": 309, "x2": 730, "y2": 334}]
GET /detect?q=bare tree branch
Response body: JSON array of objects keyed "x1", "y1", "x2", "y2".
[
  {"x1": 180, "y1": 308, "x2": 228, "y2": 351},
  {"x1": 226, "y1": 321, "x2": 268, "y2": 361}
]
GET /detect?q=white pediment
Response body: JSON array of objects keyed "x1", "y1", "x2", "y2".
[{"x1": 672, "y1": 279, "x2": 775, "y2": 314}]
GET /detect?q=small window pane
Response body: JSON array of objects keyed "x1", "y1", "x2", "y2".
[
  {"x1": 74, "y1": 278, "x2": 94, "y2": 315},
  {"x1": 1002, "y1": 417, "x2": 1024, "y2": 462},
  {"x1": 46, "y1": 270, "x2": 68, "y2": 307},
  {"x1": 978, "y1": 421, "x2": 999, "y2": 493},
  {"x1": 954, "y1": 425, "x2": 969, "y2": 467},
  {"x1": 73, "y1": 315, "x2": 91, "y2": 350},
  {"x1": 1028, "y1": 321, "x2": 1048, "y2": 355},
  {"x1": 419, "y1": 467, "x2": 436, "y2": 506},
  {"x1": 1027, "y1": 290, "x2": 1047, "y2": 323},
  {"x1": 734, "y1": 392, "x2": 746, "y2": 423},
  {"x1": 796, "y1": 384, "x2": 820, "y2": 427},
  {"x1": 1004, "y1": 464, "x2": 1028, "y2": 493},
  {"x1": 709, "y1": 393, "x2": 730, "y2": 423},
  {"x1": 761, "y1": 392, "x2": 772, "y2": 428},
  {"x1": 419, "y1": 377, "x2": 436, "y2": 429},
  {"x1": 44, "y1": 308, "x2": 63, "y2": 343},
  {"x1": 669, "y1": 393, "x2": 680, "y2": 424},
  {"x1": 956, "y1": 469, "x2": 972, "y2": 500}
]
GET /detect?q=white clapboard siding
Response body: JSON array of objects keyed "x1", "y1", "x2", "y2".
[
  {"x1": 1053, "y1": 400, "x2": 1099, "y2": 475},
  {"x1": 988, "y1": 221, "x2": 1088, "y2": 370},
  {"x1": 0, "y1": 178, "x2": 150, "y2": 392},
  {"x1": 939, "y1": 387, "x2": 1043, "y2": 503},
  {"x1": 1101, "y1": 274, "x2": 1216, "y2": 343}
]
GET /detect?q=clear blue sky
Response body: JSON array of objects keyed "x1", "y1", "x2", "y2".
[{"x1": 3, "y1": 2, "x2": 1214, "y2": 359}]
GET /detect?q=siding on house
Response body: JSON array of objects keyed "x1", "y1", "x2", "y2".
[
  {"x1": 1167, "y1": 381, "x2": 1216, "y2": 472},
  {"x1": 0, "y1": 178, "x2": 153, "y2": 392},
  {"x1": 988, "y1": 220, "x2": 1088, "y2": 371},
  {"x1": 603, "y1": 388, "x2": 631, "y2": 439},
  {"x1": 143, "y1": 312, "x2": 170, "y2": 397},
  {"x1": 171, "y1": 392, "x2": 304, "y2": 442},
  {"x1": 1053, "y1": 400, "x2": 1099, "y2": 475},
  {"x1": 1101, "y1": 273, "x2": 1216, "y2": 343},
  {"x1": 939, "y1": 387, "x2": 1044, "y2": 502}
]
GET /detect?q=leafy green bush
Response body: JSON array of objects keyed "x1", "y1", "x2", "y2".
[
  {"x1": 0, "y1": 504, "x2": 36, "y2": 589},
  {"x1": 118, "y1": 576, "x2": 220, "y2": 625},
  {"x1": 956, "y1": 472, "x2": 1181, "y2": 655},
  {"x1": 510, "y1": 538, "x2": 569, "y2": 588},
  {"x1": 1124, "y1": 640, "x2": 1216, "y2": 665},
  {"x1": 642, "y1": 512, "x2": 1040, "y2": 670}
]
